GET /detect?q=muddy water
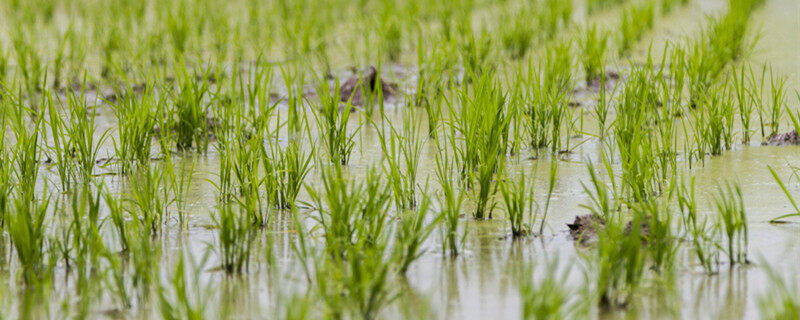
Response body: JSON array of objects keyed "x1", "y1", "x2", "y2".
[{"x1": 3, "y1": 0, "x2": 800, "y2": 319}]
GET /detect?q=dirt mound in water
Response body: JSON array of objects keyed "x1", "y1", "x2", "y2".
[
  {"x1": 339, "y1": 66, "x2": 398, "y2": 106},
  {"x1": 567, "y1": 214, "x2": 604, "y2": 243},
  {"x1": 767, "y1": 130, "x2": 800, "y2": 146}
]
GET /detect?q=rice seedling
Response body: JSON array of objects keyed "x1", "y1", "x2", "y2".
[
  {"x1": 7, "y1": 190, "x2": 53, "y2": 285},
  {"x1": 307, "y1": 164, "x2": 392, "y2": 258},
  {"x1": 126, "y1": 165, "x2": 168, "y2": 235},
  {"x1": 311, "y1": 75, "x2": 360, "y2": 165},
  {"x1": 766, "y1": 165, "x2": 800, "y2": 222},
  {"x1": 713, "y1": 181, "x2": 748, "y2": 266},
  {"x1": 518, "y1": 257, "x2": 575, "y2": 319},
  {"x1": 678, "y1": 176, "x2": 721, "y2": 274},
  {"x1": 501, "y1": 7, "x2": 535, "y2": 60},
  {"x1": 10, "y1": 29, "x2": 43, "y2": 96},
  {"x1": 634, "y1": 197, "x2": 679, "y2": 273},
  {"x1": 7, "y1": 94, "x2": 43, "y2": 199},
  {"x1": 766, "y1": 67, "x2": 787, "y2": 139},
  {"x1": 63, "y1": 82, "x2": 110, "y2": 180},
  {"x1": 44, "y1": 91, "x2": 74, "y2": 190},
  {"x1": 434, "y1": 145, "x2": 465, "y2": 257},
  {"x1": 158, "y1": 249, "x2": 210, "y2": 320},
  {"x1": 538, "y1": 160, "x2": 558, "y2": 235},
  {"x1": 102, "y1": 185, "x2": 128, "y2": 253},
  {"x1": 213, "y1": 203, "x2": 255, "y2": 274},
  {"x1": 537, "y1": 0, "x2": 573, "y2": 41},
  {"x1": 500, "y1": 169, "x2": 535, "y2": 238},
  {"x1": 524, "y1": 64, "x2": 569, "y2": 154},
  {"x1": 614, "y1": 62, "x2": 664, "y2": 200},
  {"x1": 617, "y1": 3, "x2": 655, "y2": 56},
  {"x1": 373, "y1": 107, "x2": 423, "y2": 210},
  {"x1": 112, "y1": 80, "x2": 157, "y2": 174},
  {"x1": 692, "y1": 85, "x2": 735, "y2": 155},
  {"x1": 578, "y1": 24, "x2": 609, "y2": 85},
  {"x1": 170, "y1": 61, "x2": 212, "y2": 153},
  {"x1": 591, "y1": 210, "x2": 647, "y2": 307},
  {"x1": 394, "y1": 195, "x2": 438, "y2": 274},
  {"x1": 757, "y1": 260, "x2": 800, "y2": 319},
  {"x1": 731, "y1": 64, "x2": 754, "y2": 143}
]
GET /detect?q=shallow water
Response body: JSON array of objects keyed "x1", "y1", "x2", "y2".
[{"x1": 2, "y1": 0, "x2": 800, "y2": 319}]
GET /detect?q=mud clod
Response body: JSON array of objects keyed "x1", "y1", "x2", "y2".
[
  {"x1": 766, "y1": 130, "x2": 800, "y2": 146},
  {"x1": 567, "y1": 214, "x2": 604, "y2": 243},
  {"x1": 338, "y1": 66, "x2": 398, "y2": 106}
]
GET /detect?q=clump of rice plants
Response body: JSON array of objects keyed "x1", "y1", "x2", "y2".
[
  {"x1": 578, "y1": 24, "x2": 609, "y2": 84},
  {"x1": 713, "y1": 181, "x2": 748, "y2": 266},
  {"x1": 524, "y1": 62, "x2": 570, "y2": 154}
]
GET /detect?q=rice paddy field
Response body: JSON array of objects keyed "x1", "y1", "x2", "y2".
[{"x1": 0, "y1": 0, "x2": 799, "y2": 319}]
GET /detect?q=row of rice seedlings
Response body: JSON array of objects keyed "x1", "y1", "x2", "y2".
[
  {"x1": 312, "y1": 76, "x2": 360, "y2": 165},
  {"x1": 617, "y1": 2, "x2": 655, "y2": 56},
  {"x1": 373, "y1": 106, "x2": 423, "y2": 210}
]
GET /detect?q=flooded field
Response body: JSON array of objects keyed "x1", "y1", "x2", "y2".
[{"x1": 0, "y1": 0, "x2": 799, "y2": 319}]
